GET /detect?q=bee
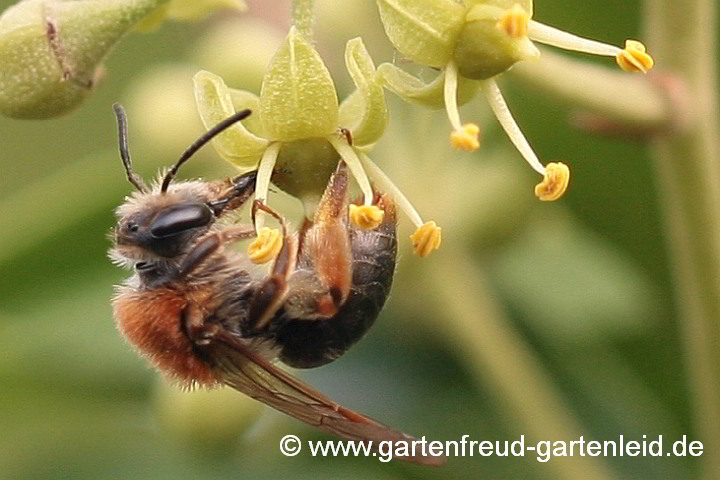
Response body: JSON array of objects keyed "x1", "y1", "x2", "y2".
[{"x1": 109, "y1": 104, "x2": 445, "y2": 466}]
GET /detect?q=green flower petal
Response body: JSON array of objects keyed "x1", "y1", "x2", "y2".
[
  {"x1": 0, "y1": 0, "x2": 167, "y2": 119},
  {"x1": 376, "y1": 0, "x2": 465, "y2": 68},
  {"x1": 259, "y1": 27, "x2": 338, "y2": 141},
  {"x1": 338, "y1": 38, "x2": 387, "y2": 146},
  {"x1": 377, "y1": 62, "x2": 479, "y2": 109},
  {"x1": 193, "y1": 70, "x2": 268, "y2": 168},
  {"x1": 227, "y1": 88, "x2": 266, "y2": 137}
]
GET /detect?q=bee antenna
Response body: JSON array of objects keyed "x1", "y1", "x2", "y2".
[
  {"x1": 160, "y1": 109, "x2": 252, "y2": 193},
  {"x1": 113, "y1": 103, "x2": 148, "y2": 193}
]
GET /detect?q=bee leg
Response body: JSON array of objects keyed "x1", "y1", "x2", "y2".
[
  {"x1": 177, "y1": 225, "x2": 257, "y2": 278},
  {"x1": 302, "y1": 161, "x2": 353, "y2": 317},
  {"x1": 246, "y1": 200, "x2": 298, "y2": 331},
  {"x1": 207, "y1": 171, "x2": 258, "y2": 216}
]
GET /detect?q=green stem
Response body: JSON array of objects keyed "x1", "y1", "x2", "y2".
[
  {"x1": 644, "y1": 1, "x2": 720, "y2": 479},
  {"x1": 507, "y1": 48, "x2": 671, "y2": 131},
  {"x1": 433, "y1": 255, "x2": 618, "y2": 480},
  {"x1": 291, "y1": 0, "x2": 314, "y2": 41}
]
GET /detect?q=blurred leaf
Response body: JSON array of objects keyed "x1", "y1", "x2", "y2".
[{"x1": 487, "y1": 210, "x2": 656, "y2": 342}]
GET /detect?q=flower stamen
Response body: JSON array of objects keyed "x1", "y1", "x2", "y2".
[
  {"x1": 410, "y1": 221, "x2": 442, "y2": 257},
  {"x1": 451, "y1": 123, "x2": 481, "y2": 151},
  {"x1": 349, "y1": 204, "x2": 385, "y2": 230},
  {"x1": 253, "y1": 142, "x2": 281, "y2": 233},
  {"x1": 445, "y1": 61, "x2": 481, "y2": 151},
  {"x1": 527, "y1": 22, "x2": 654, "y2": 73},
  {"x1": 480, "y1": 78, "x2": 546, "y2": 175},
  {"x1": 528, "y1": 21, "x2": 621, "y2": 57},
  {"x1": 248, "y1": 227, "x2": 283, "y2": 264},
  {"x1": 327, "y1": 135, "x2": 375, "y2": 207},
  {"x1": 497, "y1": 4, "x2": 530, "y2": 39},
  {"x1": 616, "y1": 40, "x2": 654, "y2": 73},
  {"x1": 534, "y1": 162, "x2": 570, "y2": 201},
  {"x1": 358, "y1": 152, "x2": 425, "y2": 228}
]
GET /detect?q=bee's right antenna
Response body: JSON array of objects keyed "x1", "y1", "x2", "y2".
[{"x1": 113, "y1": 103, "x2": 148, "y2": 193}]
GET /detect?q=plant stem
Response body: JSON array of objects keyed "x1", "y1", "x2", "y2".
[
  {"x1": 291, "y1": 0, "x2": 314, "y2": 41},
  {"x1": 433, "y1": 255, "x2": 618, "y2": 480},
  {"x1": 644, "y1": 1, "x2": 720, "y2": 479}
]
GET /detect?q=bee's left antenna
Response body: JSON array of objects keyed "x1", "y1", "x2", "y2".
[
  {"x1": 160, "y1": 109, "x2": 252, "y2": 193},
  {"x1": 113, "y1": 103, "x2": 148, "y2": 193}
]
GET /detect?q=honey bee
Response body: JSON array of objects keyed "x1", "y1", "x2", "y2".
[{"x1": 109, "y1": 104, "x2": 445, "y2": 466}]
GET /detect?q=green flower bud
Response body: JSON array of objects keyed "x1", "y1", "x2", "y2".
[
  {"x1": 376, "y1": 0, "x2": 465, "y2": 68},
  {"x1": 453, "y1": 3, "x2": 538, "y2": 79},
  {"x1": 259, "y1": 27, "x2": 338, "y2": 141},
  {"x1": 0, "y1": 0, "x2": 168, "y2": 119}
]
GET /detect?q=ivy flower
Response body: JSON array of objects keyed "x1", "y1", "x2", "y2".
[
  {"x1": 375, "y1": 0, "x2": 654, "y2": 201},
  {"x1": 193, "y1": 27, "x2": 441, "y2": 260}
]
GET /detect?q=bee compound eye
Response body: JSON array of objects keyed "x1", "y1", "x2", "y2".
[{"x1": 150, "y1": 203, "x2": 213, "y2": 238}]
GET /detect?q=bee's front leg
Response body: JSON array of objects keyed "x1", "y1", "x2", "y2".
[
  {"x1": 177, "y1": 225, "x2": 257, "y2": 278},
  {"x1": 246, "y1": 201, "x2": 298, "y2": 331}
]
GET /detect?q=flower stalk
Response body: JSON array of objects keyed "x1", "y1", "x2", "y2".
[
  {"x1": 291, "y1": 0, "x2": 314, "y2": 42},
  {"x1": 644, "y1": 1, "x2": 720, "y2": 479}
]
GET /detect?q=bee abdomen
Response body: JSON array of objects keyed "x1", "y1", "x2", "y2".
[{"x1": 274, "y1": 216, "x2": 398, "y2": 369}]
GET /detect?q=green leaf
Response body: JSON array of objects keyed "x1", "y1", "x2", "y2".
[
  {"x1": 338, "y1": 38, "x2": 387, "y2": 146},
  {"x1": 377, "y1": 62, "x2": 479, "y2": 109},
  {"x1": 488, "y1": 214, "x2": 655, "y2": 342},
  {"x1": 259, "y1": 27, "x2": 338, "y2": 141},
  {"x1": 193, "y1": 70, "x2": 268, "y2": 168}
]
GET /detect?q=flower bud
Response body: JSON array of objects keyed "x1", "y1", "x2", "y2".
[{"x1": 0, "y1": 0, "x2": 168, "y2": 119}]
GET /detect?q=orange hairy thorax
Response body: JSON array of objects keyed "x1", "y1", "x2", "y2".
[{"x1": 112, "y1": 287, "x2": 219, "y2": 387}]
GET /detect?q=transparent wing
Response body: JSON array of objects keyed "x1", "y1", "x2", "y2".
[{"x1": 203, "y1": 329, "x2": 446, "y2": 467}]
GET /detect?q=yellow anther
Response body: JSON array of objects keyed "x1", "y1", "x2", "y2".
[
  {"x1": 450, "y1": 123, "x2": 480, "y2": 151},
  {"x1": 497, "y1": 4, "x2": 529, "y2": 39},
  {"x1": 248, "y1": 227, "x2": 283, "y2": 264},
  {"x1": 349, "y1": 204, "x2": 385, "y2": 230},
  {"x1": 534, "y1": 162, "x2": 570, "y2": 201},
  {"x1": 616, "y1": 40, "x2": 654, "y2": 73},
  {"x1": 410, "y1": 221, "x2": 442, "y2": 257}
]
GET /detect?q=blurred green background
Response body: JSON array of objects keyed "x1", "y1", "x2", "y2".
[{"x1": 0, "y1": 1, "x2": 707, "y2": 479}]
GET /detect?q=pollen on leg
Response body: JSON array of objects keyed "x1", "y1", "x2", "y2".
[
  {"x1": 497, "y1": 4, "x2": 530, "y2": 39},
  {"x1": 410, "y1": 221, "x2": 442, "y2": 257},
  {"x1": 349, "y1": 204, "x2": 385, "y2": 230},
  {"x1": 534, "y1": 162, "x2": 570, "y2": 201},
  {"x1": 616, "y1": 40, "x2": 654, "y2": 73},
  {"x1": 248, "y1": 227, "x2": 283, "y2": 264}
]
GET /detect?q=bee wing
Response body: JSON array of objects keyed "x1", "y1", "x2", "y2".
[{"x1": 205, "y1": 329, "x2": 446, "y2": 467}]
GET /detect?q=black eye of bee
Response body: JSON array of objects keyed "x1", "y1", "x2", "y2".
[
  {"x1": 150, "y1": 203, "x2": 214, "y2": 238},
  {"x1": 127, "y1": 221, "x2": 139, "y2": 233}
]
